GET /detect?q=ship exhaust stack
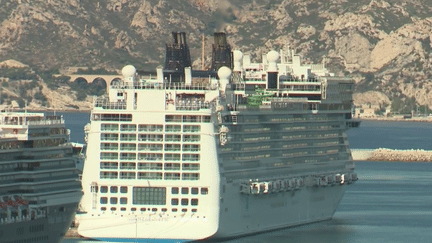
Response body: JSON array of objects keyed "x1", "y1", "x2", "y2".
[
  {"x1": 211, "y1": 32, "x2": 233, "y2": 72},
  {"x1": 164, "y1": 32, "x2": 192, "y2": 82}
]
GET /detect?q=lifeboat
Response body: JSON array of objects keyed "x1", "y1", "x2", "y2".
[
  {"x1": 262, "y1": 182, "x2": 271, "y2": 194},
  {"x1": 283, "y1": 179, "x2": 291, "y2": 191},
  {"x1": 296, "y1": 178, "x2": 304, "y2": 187},
  {"x1": 327, "y1": 175, "x2": 335, "y2": 185},
  {"x1": 351, "y1": 173, "x2": 358, "y2": 181},
  {"x1": 340, "y1": 174, "x2": 346, "y2": 185},
  {"x1": 251, "y1": 182, "x2": 260, "y2": 195},
  {"x1": 272, "y1": 180, "x2": 282, "y2": 192},
  {"x1": 288, "y1": 179, "x2": 296, "y2": 189},
  {"x1": 335, "y1": 174, "x2": 342, "y2": 184},
  {"x1": 240, "y1": 183, "x2": 251, "y2": 194},
  {"x1": 345, "y1": 173, "x2": 354, "y2": 184},
  {"x1": 320, "y1": 175, "x2": 328, "y2": 186}
]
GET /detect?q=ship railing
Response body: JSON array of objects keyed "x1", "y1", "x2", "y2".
[
  {"x1": 9, "y1": 174, "x2": 78, "y2": 183},
  {"x1": 0, "y1": 140, "x2": 22, "y2": 149},
  {"x1": 0, "y1": 133, "x2": 26, "y2": 140},
  {"x1": 111, "y1": 81, "x2": 217, "y2": 91},
  {"x1": 233, "y1": 97, "x2": 308, "y2": 110},
  {"x1": 94, "y1": 98, "x2": 126, "y2": 110},
  {"x1": 175, "y1": 99, "x2": 211, "y2": 111},
  {"x1": 1, "y1": 119, "x2": 64, "y2": 126},
  {"x1": 244, "y1": 72, "x2": 264, "y2": 79},
  {"x1": 243, "y1": 78, "x2": 266, "y2": 82},
  {"x1": 28, "y1": 117, "x2": 64, "y2": 125},
  {"x1": 279, "y1": 76, "x2": 321, "y2": 83},
  {"x1": 278, "y1": 85, "x2": 321, "y2": 92},
  {"x1": 268, "y1": 97, "x2": 309, "y2": 103},
  {"x1": 230, "y1": 83, "x2": 246, "y2": 91}
]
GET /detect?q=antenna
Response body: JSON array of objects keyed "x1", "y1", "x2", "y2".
[{"x1": 202, "y1": 34, "x2": 205, "y2": 70}]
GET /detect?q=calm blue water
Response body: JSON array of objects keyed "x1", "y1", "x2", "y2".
[
  {"x1": 347, "y1": 120, "x2": 432, "y2": 150},
  {"x1": 61, "y1": 117, "x2": 432, "y2": 243},
  {"x1": 57, "y1": 112, "x2": 90, "y2": 144}
]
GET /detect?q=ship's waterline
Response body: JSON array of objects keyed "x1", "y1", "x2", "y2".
[{"x1": 77, "y1": 32, "x2": 357, "y2": 242}]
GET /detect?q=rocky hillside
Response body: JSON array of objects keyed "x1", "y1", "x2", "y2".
[{"x1": 1, "y1": 0, "x2": 432, "y2": 112}]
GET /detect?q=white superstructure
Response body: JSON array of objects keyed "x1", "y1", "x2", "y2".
[
  {"x1": 0, "y1": 112, "x2": 82, "y2": 243},
  {"x1": 78, "y1": 34, "x2": 357, "y2": 242}
]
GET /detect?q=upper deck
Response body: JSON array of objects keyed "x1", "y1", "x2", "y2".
[
  {"x1": 92, "y1": 47, "x2": 354, "y2": 114},
  {"x1": 0, "y1": 112, "x2": 65, "y2": 140}
]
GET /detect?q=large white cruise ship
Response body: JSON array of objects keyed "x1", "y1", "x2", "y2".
[
  {"x1": 0, "y1": 111, "x2": 82, "y2": 243},
  {"x1": 78, "y1": 32, "x2": 357, "y2": 242}
]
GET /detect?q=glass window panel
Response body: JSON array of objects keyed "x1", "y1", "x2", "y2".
[
  {"x1": 181, "y1": 187, "x2": 189, "y2": 194},
  {"x1": 137, "y1": 172, "x2": 163, "y2": 180},
  {"x1": 164, "y1": 163, "x2": 180, "y2": 170},
  {"x1": 138, "y1": 163, "x2": 162, "y2": 170},
  {"x1": 100, "y1": 197, "x2": 107, "y2": 204},
  {"x1": 120, "y1": 197, "x2": 128, "y2": 204},
  {"x1": 164, "y1": 173, "x2": 180, "y2": 180},
  {"x1": 132, "y1": 187, "x2": 166, "y2": 205},
  {"x1": 110, "y1": 197, "x2": 118, "y2": 204},
  {"x1": 171, "y1": 187, "x2": 179, "y2": 194},
  {"x1": 171, "y1": 198, "x2": 178, "y2": 205}
]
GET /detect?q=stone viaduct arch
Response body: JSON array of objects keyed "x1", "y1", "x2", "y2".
[{"x1": 60, "y1": 74, "x2": 123, "y2": 93}]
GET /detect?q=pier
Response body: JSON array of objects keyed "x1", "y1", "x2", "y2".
[{"x1": 351, "y1": 148, "x2": 432, "y2": 162}]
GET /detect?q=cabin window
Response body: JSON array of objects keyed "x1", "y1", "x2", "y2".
[
  {"x1": 171, "y1": 187, "x2": 179, "y2": 194},
  {"x1": 191, "y1": 188, "x2": 199, "y2": 195},
  {"x1": 171, "y1": 199, "x2": 179, "y2": 205},
  {"x1": 100, "y1": 197, "x2": 108, "y2": 204},
  {"x1": 191, "y1": 199, "x2": 198, "y2": 206},
  {"x1": 201, "y1": 188, "x2": 208, "y2": 195},
  {"x1": 181, "y1": 187, "x2": 189, "y2": 194}
]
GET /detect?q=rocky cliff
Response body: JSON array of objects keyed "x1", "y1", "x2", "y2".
[{"x1": 1, "y1": 0, "x2": 432, "y2": 111}]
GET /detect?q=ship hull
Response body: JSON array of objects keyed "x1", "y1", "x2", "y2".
[
  {"x1": 78, "y1": 183, "x2": 347, "y2": 242},
  {"x1": 0, "y1": 203, "x2": 78, "y2": 243},
  {"x1": 215, "y1": 182, "x2": 347, "y2": 239}
]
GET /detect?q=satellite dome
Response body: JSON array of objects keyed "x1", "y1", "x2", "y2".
[
  {"x1": 218, "y1": 66, "x2": 232, "y2": 79},
  {"x1": 266, "y1": 51, "x2": 279, "y2": 62},
  {"x1": 122, "y1": 65, "x2": 136, "y2": 78},
  {"x1": 233, "y1": 50, "x2": 243, "y2": 62}
]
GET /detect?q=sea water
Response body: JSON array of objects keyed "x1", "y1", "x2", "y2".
[
  {"x1": 61, "y1": 116, "x2": 432, "y2": 243},
  {"x1": 347, "y1": 120, "x2": 432, "y2": 150}
]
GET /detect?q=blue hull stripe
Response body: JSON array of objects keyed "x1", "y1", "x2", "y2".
[{"x1": 95, "y1": 238, "x2": 191, "y2": 243}]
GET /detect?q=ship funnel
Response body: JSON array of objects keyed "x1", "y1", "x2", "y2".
[{"x1": 211, "y1": 32, "x2": 232, "y2": 72}]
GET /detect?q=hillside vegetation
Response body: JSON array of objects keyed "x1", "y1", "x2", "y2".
[{"x1": 1, "y1": 0, "x2": 432, "y2": 111}]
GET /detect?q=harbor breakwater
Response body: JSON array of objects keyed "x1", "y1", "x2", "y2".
[{"x1": 351, "y1": 148, "x2": 432, "y2": 162}]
